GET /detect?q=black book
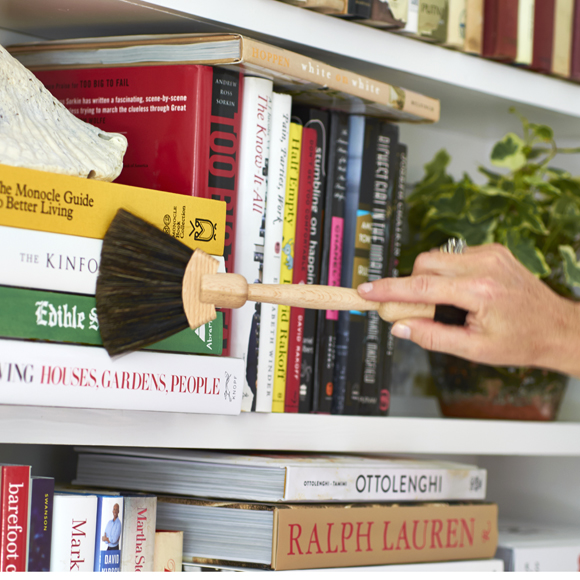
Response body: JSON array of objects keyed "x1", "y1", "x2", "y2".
[
  {"x1": 377, "y1": 142, "x2": 408, "y2": 415},
  {"x1": 313, "y1": 111, "x2": 350, "y2": 414},
  {"x1": 357, "y1": 121, "x2": 399, "y2": 416},
  {"x1": 292, "y1": 107, "x2": 330, "y2": 414}
]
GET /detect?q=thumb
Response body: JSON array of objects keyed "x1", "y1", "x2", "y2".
[{"x1": 391, "y1": 318, "x2": 474, "y2": 359}]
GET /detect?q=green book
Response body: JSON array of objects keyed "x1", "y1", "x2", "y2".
[{"x1": 0, "y1": 285, "x2": 222, "y2": 355}]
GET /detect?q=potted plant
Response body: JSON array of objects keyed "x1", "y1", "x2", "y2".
[{"x1": 402, "y1": 109, "x2": 580, "y2": 420}]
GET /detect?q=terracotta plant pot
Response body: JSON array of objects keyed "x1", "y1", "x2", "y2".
[{"x1": 429, "y1": 353, "x2": 568, "y2": 421}]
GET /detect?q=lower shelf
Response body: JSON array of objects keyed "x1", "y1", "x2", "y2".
[{"x1": 3, "y1": 404, "x2": 580, "y2": 456}]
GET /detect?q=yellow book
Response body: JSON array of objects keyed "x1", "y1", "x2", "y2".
[
  {"x1": 0, "y1": 163, "x2": 225, "y2": 254},
  {"x1": 552, "y1": 0, "x2": 575, "y2": 77},
  {"x1": 272, "y1": 123, "x2": 302, "y2": 413}
]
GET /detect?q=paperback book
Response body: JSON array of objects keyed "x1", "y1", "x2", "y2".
[
  {"x1": 27, "y1": 476, "x2": 54, "y2": 573},
  {"x1": 120, "y1": 495, "x2": 157, "y2": 572}
]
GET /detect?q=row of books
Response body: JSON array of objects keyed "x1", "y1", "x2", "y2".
[
  {"x1": 2, "y1": 33, "x2": 414, "y2": 417},
  {"x1": 0, "y1": 463, "x2": 181, "y2": 572},
  {"x1": 280, "y1": 0, "x2": 580, "y2": 82}
]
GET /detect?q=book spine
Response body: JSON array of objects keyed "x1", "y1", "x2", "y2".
[
  {"x1": 0, "y1": 338, "x2": 245, "y2": 414},
  {"x1": 400, "y1": 0, "x2": 420, "y2": 33},
  {"x1": 379, "y1": 143, "x2": 408, "y2": 416},
  {"x1": 231, "y1": 76, "x2": 273, "y2": 412},
  {"x1": 358, "y1": 122, "x2": 399, "y2": 416},
  {"x1": 444, "y1": 0, "x2": 467, "y2": 48},
  {"x1": 331, "y1": 114, "x2": 366, "y2": 415},
  {"x1": 531, "y1": 0, "x2": 556, "y2": 71},
  {"x1": 120, "y1": 496, "x2": 157, "y2": 572},
  {"x1": 240, "y1": 37, "x2": 439, "y2": 123},
  {"x1": 0, "y1": 163, "x2": 226, "y2": 255},
  {"x1": 273, "y1": 503, "x2": 498, "y2": 570},
  {"x1": 314, "y1": 112, "x2": 350, "y2": 414},
  {"x1": 255, "y1": 93, "x2": 292, "y2": 413},
  {"x1": 571, "y1": 0, "x2": 580, "y2": 80},
  {"x1": 50, "y1": 494, "x2": 97, "y2": 572},
  {"x1": 515, "y1": 0, "x2": 535, "y2": 65},
  {"x1": 94, "y1": 496, "x2": 123, "y2": 572},
  {"x1": 293, "y1": 109, "x2": 330, "y2": 414},
  {"x1": 464, "y1": 0, "x2": 484, "y2": 53},
  {"x1": 272, "y1": 122, "x2": 303, "y2": 413},
  {"x1": 153, "y1": 531, "x2": 183, "y2": 572},
  {"x1": 285, "y1": 126, "x2": 316, "y2": 413},
  {"x1": 482, "y1": 0, "x2": 519, "y2": 61},
  {"x1": 27, "y1": 477, "x2": 54, "y2": 572},
  {"x1": 551, "y1": 0, "x2": 575, "y2": 77},
  {"x1": 0, "y1": 285, "x2": 223, "y2": 356},
  {"x1": 284, "y1": 465, "x2": 487, "y2": 501},
  {"x1": 0, "y1": 465, "x2": 30, "y2": 572},
  {"x1": 418, "y1": 0, "x2": 449, "y2": 42},
  {"x1": 203, "y1": 68, "x2": 244, "y2": 356}
]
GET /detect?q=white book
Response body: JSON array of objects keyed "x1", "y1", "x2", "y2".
[
  {"x1": 0, "y1": 225, "x2": 226, "y2": 296},
  {"x1": 50, "y1": 493, "x2": 98, "y2": 572},
  {"x1": 255, "y1": 92, "x2": 292, "y2": 413},
  {"x1": 74, "y1": 447, "x2": 487, "y2": 503},
  {"x1": 231, "y1": 76, "x2": 274, "y2": 413},
  {"x1": 444, "y1": 0, "x2": 467, "y2": 48},
  {"x1": 516, "y1": 0, "x2": 535, "y2": 65},
  {"x1": 399, "y1": 0, "x2": 419, "y2": 33},
  {"x1": 496, "y1": 523, "x2": 580, "y2": 572},
  {"x1": 120, "y1": 496, "x2": 157, "y2": 572},
  {"x1": 0, "y1": 339, "x2": 244, "y2": 415}
]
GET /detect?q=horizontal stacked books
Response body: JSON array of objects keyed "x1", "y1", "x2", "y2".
[
  {"x1": 8, "y1": 32, "x2": 434, "y2": 416},
  {"x1": 276, "y1": 0, "x2": 580, "y2": 83},
  {"x1": 73, "y1": 446, "x2": 499, "y2": 571}
]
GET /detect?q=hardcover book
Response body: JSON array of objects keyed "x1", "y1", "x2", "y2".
[
  {"x1": 74, "y1": 447, "x2": 488, "y2": 503},
  {"x1": 551, "y1": 0, "x2": 575, "y2": 77},
  {"x1": 0, "y1": 163, "x2": 226, "y2": 256},
  {"x1": 10, "y1": 33, "x2": 440, "y2": 123},
  {"x1": 571, "y1": 0, "x2": 580, "y2": 80},
  {"x1": 397, "y1": 0, "x2": 420, "y2": 33},
  {"x1": 0, "y1": 339, "x2": 245, "y2": 415},
  {"x1": 531, "y1": 0, "x2": 556, "y2": 72},
  {"x1": 120, "y1": 495, "x2": 157, "y2": 572},
  {"x1": 464, "y1": 0, "x2": 484, "y2": 54},
  {"x1": 156, "y1": 498, "x2": 498, "y2": 570},
  {"x1": 482, "y1": 0, "x2": 519, "y2": 61},
  {"x1": 313, "y1": 111, "x2": 350, "y2": 414},
  {"x1": 0, "y1": 285, "x2": 223, "y2": 356},
  {"x1": 443, "y1": 0, "x2": 467, "y2": 48},
  {"x1": 50, "y1": 492, "x2": 97, "y2": 572},
  {"x1": 515, "y1": 0, "x2": 535, "y2": 65},
  {"x1": 272, "y1": 122, "x2": 302, "y2": 413},
  {"x1": 355, "y1": 0, "x2": 407, "y2": 28},
  {"x1": 231, "y1": 76, "x2": 273, "y2": 411},
  {"x1": 31, "y1": 64, "x2": 241, "y2": 356},
  {"x1": 0, "y1": 464, "x2": 30, "y2": 572},
  {"x1": 418, "y1": 0, "x2": 449, "y2": 43},
  {"x1": 153, "y1": 531, "x2": 183, "y2": 572},
  {"x1": 285, "y1": 126, "x2": 316, "y2": 413},
  {"x1": 255, "y1": 92, "x2": 292, "y2": 413},
  {"x1": 27, "y1": 476, "x2": 54, "y2": 573},
  {"x1": 94, "y1": 495, "x2": 124, "y2": 572}
]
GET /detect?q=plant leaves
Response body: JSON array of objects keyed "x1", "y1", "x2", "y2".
[
  {"x1": 467, "y1": 194, "x2": 511, "y2": 222},
  {"x1": 559, "y1": 245, "x2": 580, "y2": 288},
  {"x1": 423, "y1": 215, "x2": 497, "y2": 246},
  {"x1": 490, "y1": 133, "x2": 527, "y2": 171},
  {"x1": 423, "y1": 185, "x2": 467, "y2": 221},
  {"x1": 529, "y1": 123, "x2": 554, "y2": 142},
  {"x1": 509, "y1": 199, "x2": 549, "y2": 235},
  {"x1": 504, "y1": 230, "x2": 551, "y2": 277}
]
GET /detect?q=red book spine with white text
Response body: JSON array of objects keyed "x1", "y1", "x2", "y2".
[
  {"x1": 284, "y1": 127, "x2": 316, "y2": 413},
  {"x1": 0, "y1": 465, "x2": 31, "y2": 572}
]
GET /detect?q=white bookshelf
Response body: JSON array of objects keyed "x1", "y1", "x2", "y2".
[{"x1": 2, "y1": 0, "x2": 580, "y2": 534}]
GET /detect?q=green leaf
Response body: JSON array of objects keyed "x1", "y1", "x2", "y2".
[
  {"x1": 467, "y1": 194, "x2": 511, "y2": 222},
  {"x1": 529, "y1": 123, "x2": 554, "y2": 142},
  {"x1": 546, "y1": 167, "x2": 571, "y2": 180},
  {"x1": 478, "y1": 166, "x2": 503, "y2": 184},
  {"x1": 551, "y1": 177, "x2": 580, "y2": 199},
  {"x1": 424, "y1": 215, "x2": 497, "y2": 246},
  {"x1": 490, "y1": 133, "x2": 527, "y2": 171},
  {"x1": 522, "y1": 175, "x2": 561, "y2": 196},
  {"x1": 478, "y1": 185, "x2": 519, "y2": 199},
  {"x1": 509, "y1": 199, "x2": 549, "y2": 235},
  {"x1": 424, "y1": 186, "x2": 467, "y2": 220},
  {"x1": 559, "y1": 245, "x2": 580, "y2": 288},
  {"x1": 504, "y1": 231, "x2": 551, "y2": 277},
  {"x1": 526, "y1": 147, "x2": 550, "y2": 160},
  {"x1": 407, "y1": 149, "x2": 454, "y2": 204}
]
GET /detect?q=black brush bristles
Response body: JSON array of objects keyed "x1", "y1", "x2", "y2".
[{"x1": 96, "y1": 209, "x2": 194, "y2": 356}]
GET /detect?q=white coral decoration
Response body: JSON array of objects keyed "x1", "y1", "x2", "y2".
[{"x1": 0, "y1": 44, "x2": 127, "y2": 181}]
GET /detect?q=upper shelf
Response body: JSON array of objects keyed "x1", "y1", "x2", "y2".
[
  {"x1": 2, "y1": 0, "x2": 580, "y2": 138},
  {"x1": 4, "y1": 404, "x2": 580, "y2": 457}
]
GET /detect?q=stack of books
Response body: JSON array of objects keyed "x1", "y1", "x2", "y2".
[
  {"x1": 73, "y1": 446, "x2": 500, "y2": 571},
  {"x1": 277, "y1": 0, "x2": 580, "y2": 83},
  {"x1": 7, "y1": 32, "x2": 437, "y2": 417}
]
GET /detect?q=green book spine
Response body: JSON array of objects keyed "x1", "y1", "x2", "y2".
[{"x1": 0, "y1": 285, "x2": 222, "y2": 355}]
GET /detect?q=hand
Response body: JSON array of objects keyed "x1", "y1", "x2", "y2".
[
  {"x1": 358, "y1": 243, "x2": 580, "y2": 377},
  {"x1": 102, "y1": 534, "x2": 109, "y2": 543}
]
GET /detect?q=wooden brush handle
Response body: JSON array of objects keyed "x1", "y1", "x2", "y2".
[{"x1": 199, "y1": 273, "x2": 436, "y2": 322}]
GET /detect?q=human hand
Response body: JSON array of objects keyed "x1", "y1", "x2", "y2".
[{"x1": 358, "y1": 243, "x2": 580, "y2": 377}]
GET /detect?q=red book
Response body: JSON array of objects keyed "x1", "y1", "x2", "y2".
[
  {"x1": 284, "y1": 127, "x2": 316, "y2": 413},
  {"x1": 570, "y1": 0, "x2": 580, "y2": 80},
  {"x1": 34, "y1": 65, "x2": 243, "y2": 355},
  {"x1": 0, "y1": 465, "x2": 31, "y2": 572},
  {"x1": 531, "y1": 0, "x2": 556, "y2": 72},
  {"x1": 482, "y1": 0, "x2": 519, "y2": 61}
]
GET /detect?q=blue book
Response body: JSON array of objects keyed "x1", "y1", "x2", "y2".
[
  {"x1": 94, "y1": 495, "x2": 124, "y2": 572},
  {"x1": 28, "y1": 476, "x2": 54, "y2": 572}
]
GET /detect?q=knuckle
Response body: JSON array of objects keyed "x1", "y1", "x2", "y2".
[{"x1": 410, "y1": 274, "x2": 431, "y2": 296}]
